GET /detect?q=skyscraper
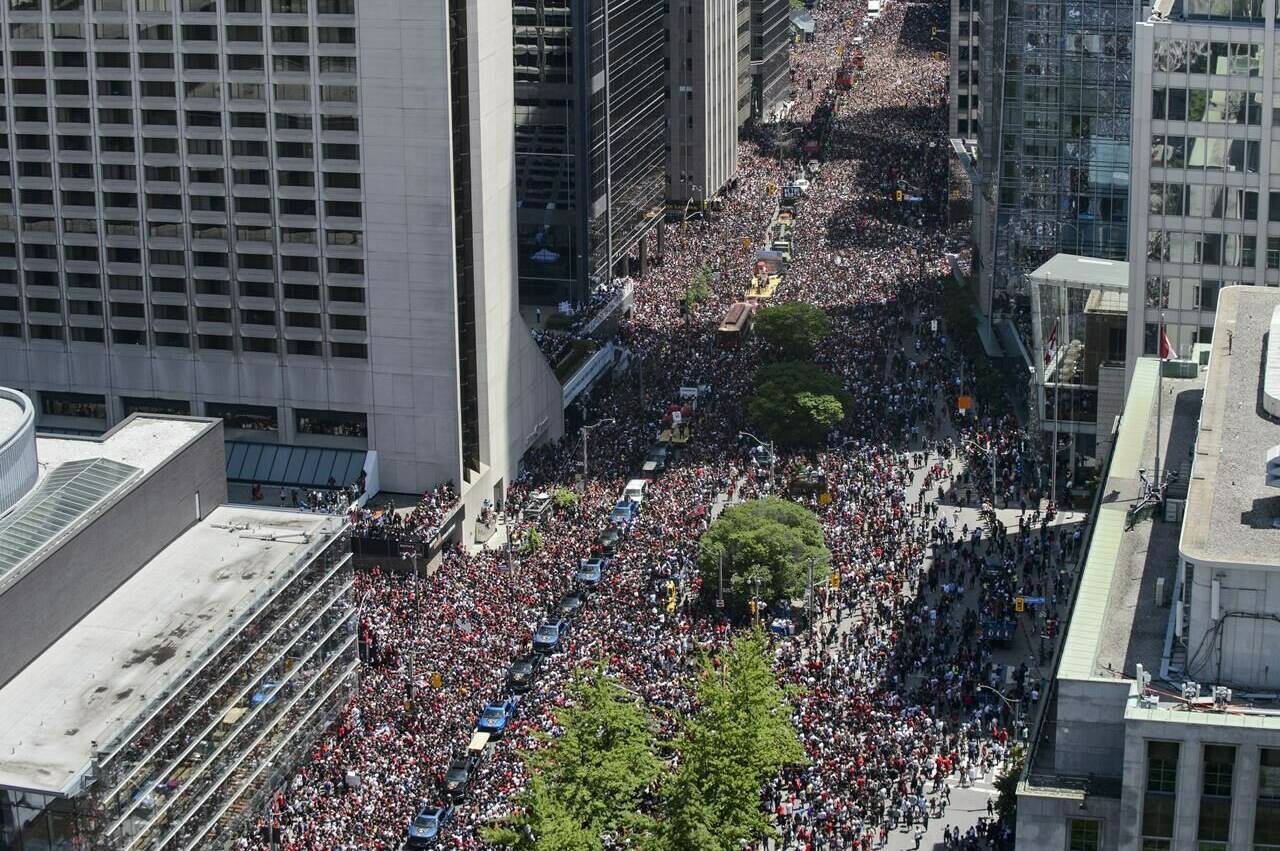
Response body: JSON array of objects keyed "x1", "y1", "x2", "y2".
[
  {"x1": 666, "y1": 0, "x2": 740, "y2": 205},
  {"x1": 0, "y1": 0, "x2": 564, "y2": 513},
  {"x1": 513, "y1": 0, "x2": 667, "y2": 305},
  {"x1": 745, "y1": 0, "x2": 791, "y2": 123},
  {"x1": 1125, "y1": 7, "x2": 1269, "y2": 381},
  {"x1": 972, "y1": 0, "x2": 1137, "y2": 318}
]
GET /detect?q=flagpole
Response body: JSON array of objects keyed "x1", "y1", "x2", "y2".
[{"x1": 1155, "y1": 312, "x2": 1165, "y2": 491}]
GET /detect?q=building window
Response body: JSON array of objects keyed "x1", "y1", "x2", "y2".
[
  {"x1": 41, "y1": 391, "x2": 106, "y2": 419},
  {"x1": 1197, "y1": 744, "x2": 1236, "y2": 850},
  {"x1": 295, "y1": 408, "x2": 367, "y2": 437},
  {"x1": 207, "y1": 402, "x2": 277, "y2": 431},
  {"x1": 1256, "y1": 749, "x2": 1280, "y2": 851},
  {"x1": 1142, "y1": 740, "x2": 1179, "y2": 849},
  {"x1": 1068, "y1": 819, "x2": 1100, "y2": 851},
  {"x1": 122, "y1": 397, "x2": 190, "y2": 416}
]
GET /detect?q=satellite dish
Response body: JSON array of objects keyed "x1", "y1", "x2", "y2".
[{"x1": 1150, "y1": 0, "x2": 1174, "y2": 18}]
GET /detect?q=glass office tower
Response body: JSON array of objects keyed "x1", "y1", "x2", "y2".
[
  {"x1": 976, "y1": 0, "x2": 1138, "y2": 313},
  {"x1": 513, "y1": 0, "x2": 665, "y2": 305}
]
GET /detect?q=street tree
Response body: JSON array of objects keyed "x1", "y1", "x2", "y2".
[
  {"x1": 696, "y1": 497, "x2": 829, "y2": 608},
  {"x1": 657, "y1": 630, "x2": 807, "y2": 851},
  {"x1": 746, "y1": 361, "x2": 851, "y2": 446},
  {"x1": 483, "y1": 666, "x2": 662, "y2": 848},
  {"x1": 753, "y1": 302, "x2": 831, "y2": 359}
]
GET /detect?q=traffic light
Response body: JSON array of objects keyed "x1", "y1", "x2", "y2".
[
  {"x1": 430, "y1": 671, "x2": 443, "y2": 689},
  {"x1": 749, "y1": 599, "x2": 758, "y2": 615},
  {"x1": 1015, "y1": 597, "x2": 1025, "y2": 613},
  {"x1": 831, "y1": 571, "x2": 841, "y2": 589},
  {"x1": 895, "y1": 190, "x2": 904, "y2": 202}
]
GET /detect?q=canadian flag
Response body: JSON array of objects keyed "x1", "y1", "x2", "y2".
[
  {"x1": 1044, "y1": 320, "x2": 1059, "y2": 366},
  {"x1": 1159, "y1": 325, "x2": 1178, "y2": 360}
]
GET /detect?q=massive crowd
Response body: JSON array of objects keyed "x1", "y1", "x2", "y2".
[{"x1": 234, "y1": 1, "x2": 1055, "y2": 849}]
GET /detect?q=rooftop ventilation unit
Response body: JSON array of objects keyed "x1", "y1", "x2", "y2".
[{"x1": 1268, "y1": 444, "x2": 1280, "y2": 488}]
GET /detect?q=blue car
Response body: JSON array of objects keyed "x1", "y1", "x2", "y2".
[
  {"x1": 610, "y1": 499, "x2": 637, "y2": 524},
  {"x1": 476, "y1": 697, "x2": 517, "y2": 737},
  {"x1": 532, "y1": 620, "x2": 567, "y2": 654},
  {"x1": 405, "y1": 803, "x2": 453, "y2": 847},
  {"x1": 581, "y1": 556, "x2": 610, "y2": 573},
  {"x1": 575, "y1": 561, "x2": 602, "y2": 588}
]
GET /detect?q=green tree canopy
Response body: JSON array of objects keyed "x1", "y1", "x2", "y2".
[
  {"x1": 482, "y1": 666, "x2": 662, "y2": 849},
  {"x1": 753, "y1": 302, "x2": 831, "y2": 359},
  {"x1": 696, "y1": 497, "x2": 829, "y2": 607},
  {"x1": 657, "y1": 630, "x2": 807, "y2": 851},
  {"x1": 746, "y1": 361, "x2": 852, "y2": 446}
]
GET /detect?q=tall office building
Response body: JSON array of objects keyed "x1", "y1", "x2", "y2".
[
  {"x1": 666, "y1": 0, "x2": 740, "y2": 205},
  {"x1": 512, "y1": 0, "x2": 667, "y2": 305},
  {"x1": 745, "y1": 0, "x2": 791, "y2": 123},
  {"x1": 735, "y1": 0, "x2": 751, "y2": 127},
  {"x1": 1125, "y1": 6, "x2": 1271, "y2": 380},
  {"x1": 0, "y1": 0, "x2": 564, "y2": 514},
  {"x1": 948, "y1": 0, "x2": 980, "y2": 141},
  {"x1": 971, "y1": 0, "x2": 1136, "y2": 319},
  {"x1": 1017, "y1": 288, "x2": 1280, "y2": 850}
]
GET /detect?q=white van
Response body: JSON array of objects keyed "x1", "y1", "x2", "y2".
[
  {"x1": 866, "y1": 0, "x2": 881, "y2": 19},
  {"x1": 624, "y1": 479, "x2": 647, "y2": 506}
]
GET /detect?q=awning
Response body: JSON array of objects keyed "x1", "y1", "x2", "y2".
[{"x1": 226, "y1": 441, "x2": 369, "y2": 488}]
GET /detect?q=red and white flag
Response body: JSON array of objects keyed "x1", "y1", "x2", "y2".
[
  {"x1": 1159, "y1": 325, "x2": 1178, "y2": 360},
  {"x1": 1044, "y1": 320, "x2": 1059, "y2": 366}
]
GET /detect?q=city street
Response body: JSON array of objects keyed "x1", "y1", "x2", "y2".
[{"x1": 244, "y1": 0, "x2": 1052, "y2": 849}]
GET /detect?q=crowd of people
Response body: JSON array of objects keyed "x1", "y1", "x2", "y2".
[
  {"x1": 528, "y1": 278, "x2": 634, "y2": 364},
  {"x1": 348, "y1": 483, "x2": 460, "y2": 545},
  {"x1": 231, "y1": 1, "x2": 1060, "y2": 849}
]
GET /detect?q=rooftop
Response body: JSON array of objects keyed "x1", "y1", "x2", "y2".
[
  {"x1": 0, "y1": 506, "x2": 344, "y2": 795},
  {"x1": 0, "y1": 416, "x2": 216, "y2": 597},
  {"x1": 34, "y1": 415, "x2": 210, "y2": 486},
  {"x1": 1180, "y1": 286, "x2": 1280, "y2": 568},
  {"x1": 1059, "y1": 357, "x2": 1201, "y2": 682},
  {"x1": 1027, "y1": 253, "x2": 1130, "y2": 292}
]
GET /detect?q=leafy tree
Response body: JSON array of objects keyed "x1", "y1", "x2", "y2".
[
  {"x1": 551, "y1": 486, "x2": 579, "y2": 510},
  {"x1": 696, "y1": 497, "x2": 829, "y2": 607},
  {"x1": 753, "y1": 303, "x2": 831, "y2": 359},
  {"x1": 483, "y1": 666, "x2": 662, "y2": 848},
  {"x1": 657, "y1": 630, "x2": 807, "y2": 851},
  {"x1": 682, "y1": 264, "x2": 713, "y2": 310},
  {"x1": 482, "y1": 777, "x2": 602, "y2": 851},
  {"x1": 521, "y1": 527, "x2": 545, "y2": 554},
  {"x1": 994, "y1": 745, "x2": 1025, "y2": 824},
  {"x1": 746, "y1": 361, "x2": 851, "y2": 446}
]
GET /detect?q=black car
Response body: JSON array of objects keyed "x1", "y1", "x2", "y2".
[
  {"x1": 643, "y1": 446, "x2": 668, "y2": 474},
  {"x1": 506, "y1": 653, "x2": 541, "y2": 694},
  {"x1": 556, "y1": 592, "x2": 585, "y2": 621},
  {"x1": 597, "y1": 526, "x2": 622, "y2": 554},
  {"x1": 442, "y1": 756, "x2": 476, "y2": 801}
]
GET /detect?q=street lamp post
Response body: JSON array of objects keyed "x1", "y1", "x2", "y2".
[
  {"x1": 977, "y1": 683, "x2": 1025, "y2": 739},
  {"x1": 580, "y1": 417, "x2": 616, "y2": 494},
  {"x1": 738, "y1": 430, "x2": 776, "y2": 490}
]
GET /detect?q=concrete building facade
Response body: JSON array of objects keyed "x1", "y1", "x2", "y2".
[
  {"x1": 0, "y1": 412, "x2": 354, "y2": 850},
  {"x1": 0, "y1": 0, "x2": 564, "y2": 514},
  {"x1": 1016, "y1": 288, "x2": 1280, "y2": 851},
  {"x1": 1125, "y1": 10, "x2": 1274, "y2": 381},
  {"x1": 948, "y1": 0, "x2": 980, "y2": 141},
  {"x1": 666, "y1": 0, "x2": 741, "y2": 205}
]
